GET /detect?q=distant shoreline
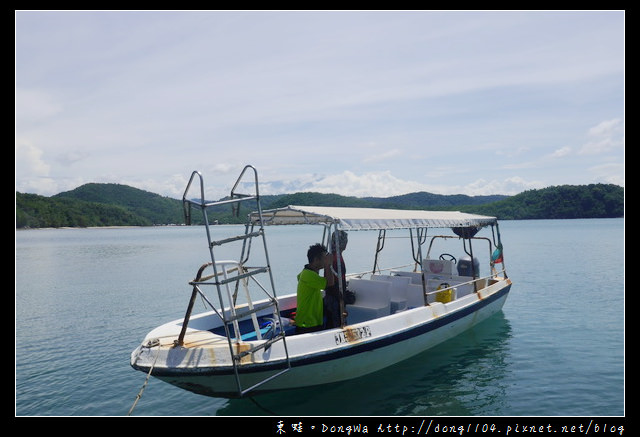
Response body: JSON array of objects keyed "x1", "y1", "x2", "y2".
[
  {"x1": 16, "y1": 216, "x2": 624, "y2": 231},
  {"x1": 15, "y1": 224, "x2": 187, "y2": 231},
  {"x1": 16, "y1": 182, "x2": 624, "y2": 228}
]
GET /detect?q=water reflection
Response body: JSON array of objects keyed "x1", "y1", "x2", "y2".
[{"x1": 217, "y1": 313, "x2": 513, "y2": 416}]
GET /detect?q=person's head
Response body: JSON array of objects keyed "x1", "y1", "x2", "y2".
[
  {"x1": 307, "y1": 243, "x2": 328, "y2": 266},
  {"x1": 330, "y1": 230, "x2": 348, "y2": 252}
]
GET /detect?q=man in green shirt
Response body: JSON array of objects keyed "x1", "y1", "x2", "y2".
[{"x1": 295, "y1": 243, "x2": 333, "y2": 334}]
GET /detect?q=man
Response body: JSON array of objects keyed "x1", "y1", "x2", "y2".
[
  {"x1": 324, "y1": 230, "x2": 349, "y2": 329},
  {"x1": 295, "y1": 243, "x2": 332, "y2": 334}
]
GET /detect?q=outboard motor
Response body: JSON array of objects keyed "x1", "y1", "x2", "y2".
[{"x1": 457, "y1": 255, "x2": 479, "y2": 277}]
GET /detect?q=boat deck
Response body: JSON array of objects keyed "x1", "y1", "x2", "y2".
[{"x1": 205, "y1": 269, "x2": 492, "y2": 341}]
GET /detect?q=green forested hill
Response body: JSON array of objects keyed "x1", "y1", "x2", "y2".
[
  {"x1": 459, "y1": 184, "x2": 624, "y2": 219},
  {"x1": 363, "y1": 192, "x2": 508, "y2": 208},
  {"x1": 54, "y1": 183, "x2": 184, "y2": 224},
  {"x1": 17, "y1": 183, "x2": 184, "y2": 228},
  {"x1": 266, "y1": 191, "x2": 508, "y2": 209},
  {"x1": 16, "y1": 192, "x2": 154, "y2": 228},
  {"x1": 15, "y1": 182, "x2": 623, "y2": 229}
]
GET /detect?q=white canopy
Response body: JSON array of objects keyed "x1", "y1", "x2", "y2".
[{"x1": 250, "y1": 205, "x2": 497, "y2": 231}]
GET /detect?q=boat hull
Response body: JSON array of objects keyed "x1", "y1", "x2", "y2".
[{"x1": 131, "y1": 278, "x2": 511, "y2": 398}]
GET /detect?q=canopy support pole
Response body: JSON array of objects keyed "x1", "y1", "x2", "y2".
[{"x1": 410, "y1": 228, "x2": 429, "y2": 307}]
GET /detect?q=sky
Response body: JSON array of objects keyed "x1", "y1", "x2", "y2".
[{"x1": 15, "y1": 10, "x2": 625, "y2": 201}]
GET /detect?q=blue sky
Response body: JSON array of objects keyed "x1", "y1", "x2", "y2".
[{"x1": 15, "y1": 10, "x2": 624, "y2": 200}]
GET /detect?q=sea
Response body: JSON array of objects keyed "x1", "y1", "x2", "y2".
[{"x1": 15, "y1": 219, "x2": 624, "y2": 419}]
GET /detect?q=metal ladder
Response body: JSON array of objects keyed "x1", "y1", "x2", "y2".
[{"x1": 177, "y1": 165, "x2": 291, "y2": 397}]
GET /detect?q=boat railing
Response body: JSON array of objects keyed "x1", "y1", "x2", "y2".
[
  {"x1": 425, "y1": 270, "x2": 507, "y2": 294},
  {"x1": 176, "y1": 165, "x2": 291, "y2": 397},
  {"x1": 346, "y1": 263, "x2": 415, "y2": 279},
  {"x1": 347, "y1": 267, "x2": 507, "y2": 305}
]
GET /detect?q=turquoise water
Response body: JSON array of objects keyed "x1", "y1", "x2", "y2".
[{"x1": 15, "y1": 219, "x2": 624, "y2": 416}]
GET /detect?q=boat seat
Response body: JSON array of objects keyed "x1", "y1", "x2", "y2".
[
  {"x1": 371, "y1": 274, "x2": 410, "y2": 312},
  {"x1": 391, "y1": 271, "x2": 423, "y2": 285},
  {"x1": 452, "y1": 281, "x2": 474, "y2": 297},
  {"x1": 345, "y1": 279, "x2": 391, "y2": 324},
  {"x1": 423, "y1": 258, "x2": 455, "y2": 277},
  {"x1": 405, "y1": 284, "x2": 427, "y2": 308}
]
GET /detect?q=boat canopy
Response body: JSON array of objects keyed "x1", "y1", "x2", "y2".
[{"x1": 250, "y1": 205, "x2": 497, "y2": 231}]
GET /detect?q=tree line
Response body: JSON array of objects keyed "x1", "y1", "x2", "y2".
[
  {"x1": 16, "y1": 182, "x2": 623, "y2": 229},
  {"x1": 459, "y1": 184, "x2": 624, "y2": 219}
]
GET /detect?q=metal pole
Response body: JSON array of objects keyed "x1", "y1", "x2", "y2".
[
  {"x1": 413, "y1": 228, "x2": 429, "y2": 307},
  {"x1": 176, "y1": 262, "x2": 210, "y2": 346},
  {"x1": 372, "y1": 229, "x2": 386, "y2": 274},
  {"x1": 175, "y1": 285, "x2": 198, "y2": 347},
  {"x1": 332, "y1": 224, "x2": 347, "y2": 328}
]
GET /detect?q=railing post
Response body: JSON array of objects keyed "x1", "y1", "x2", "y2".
[
  {"x1": 175, "y1": 286, "x2": 198, "y2": 347},
  {"x1": 175, "y1": 262, "x2": 211, "y2": 347}
]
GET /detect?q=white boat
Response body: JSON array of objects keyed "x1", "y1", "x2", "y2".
[{"x1": 130, "y1": 165, "x2": 512, "y2": 398}]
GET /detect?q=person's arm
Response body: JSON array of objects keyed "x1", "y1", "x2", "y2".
[{"x1": 323, "y1": 253, "x2": 335, "y2": 287}]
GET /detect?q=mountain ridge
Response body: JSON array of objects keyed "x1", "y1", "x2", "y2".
[{"x1": 16, "y1": 182, "x2": 624, "y2": 228}]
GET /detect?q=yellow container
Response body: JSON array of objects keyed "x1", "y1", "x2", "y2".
[{"x1": 435, "y1": 283, "x2": 453, "y2": 303}]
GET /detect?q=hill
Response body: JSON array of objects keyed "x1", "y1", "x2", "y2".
[
  {"x1": 459, "y1": 183, "x2": 624, "y2": 219},
  {"x1": 15, "y1": 182, "x2": 623, "y2": 228},
  {"x1": 363, "y1": 192, "x2": 507, "y2": 209},
  {"x1": 16, "y1": 191, "x2": 154, "y2": 228},
  {"x1": 265, "y1": 191, "x2": 508, "y2": 210},
  {"x1": 54, "y1": 183, "x2": 184, "y2": 224}
]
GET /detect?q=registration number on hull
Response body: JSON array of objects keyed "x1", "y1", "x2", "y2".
[{"x1": 335, "y1": 326, "x2": 372, "y2": 345}]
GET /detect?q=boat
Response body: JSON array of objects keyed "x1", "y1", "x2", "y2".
[{"x1": 130, "y1": 165, "x2": 512, "y2": 398}]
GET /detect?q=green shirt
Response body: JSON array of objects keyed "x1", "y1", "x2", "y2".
[{"x1": 296, "y1": 267, "x2": 327, "y2": 328}]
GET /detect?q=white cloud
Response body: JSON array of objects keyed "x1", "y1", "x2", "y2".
[
  {"x1": 549, "y1": 147, "x2": 572, "y2": 158},
  {"x1": 310, "y1": 171, "x2": 427, "y2": 197},
  {"x1": 15, "y1": 11, "x2": 624, "y2": 198},
  {"x1": 580, "y1": 138, "x2": 618, "y2": 155},
  {"x1": 15, "y1": 140, "x2": 50, "y2": 177},
  {"x1": 256, "y1": 170, "x2": 542, "y2": 198},
  {"x1": 455, "y1": 176, "x2": 544, "y2": 196},
  {"x1": 15, "y1": 139, "x2": 87, "y2": 194},
  {"x1": 588, "y1": 162, "x2": 625, "y2": 186},
  {"x1": 580, "y1": 118, "x2": 624, "y2": 155},
  {"x1": 122, "y1": 174, "x2": 190, "y2": 199},
  {"x1": 587, "y1": 118, "x2": 622, "y2": 137}
]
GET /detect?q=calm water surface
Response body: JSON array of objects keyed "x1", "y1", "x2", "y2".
[{"x1": 15, "y1": 219, "x2": 624, "y2": 416}]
